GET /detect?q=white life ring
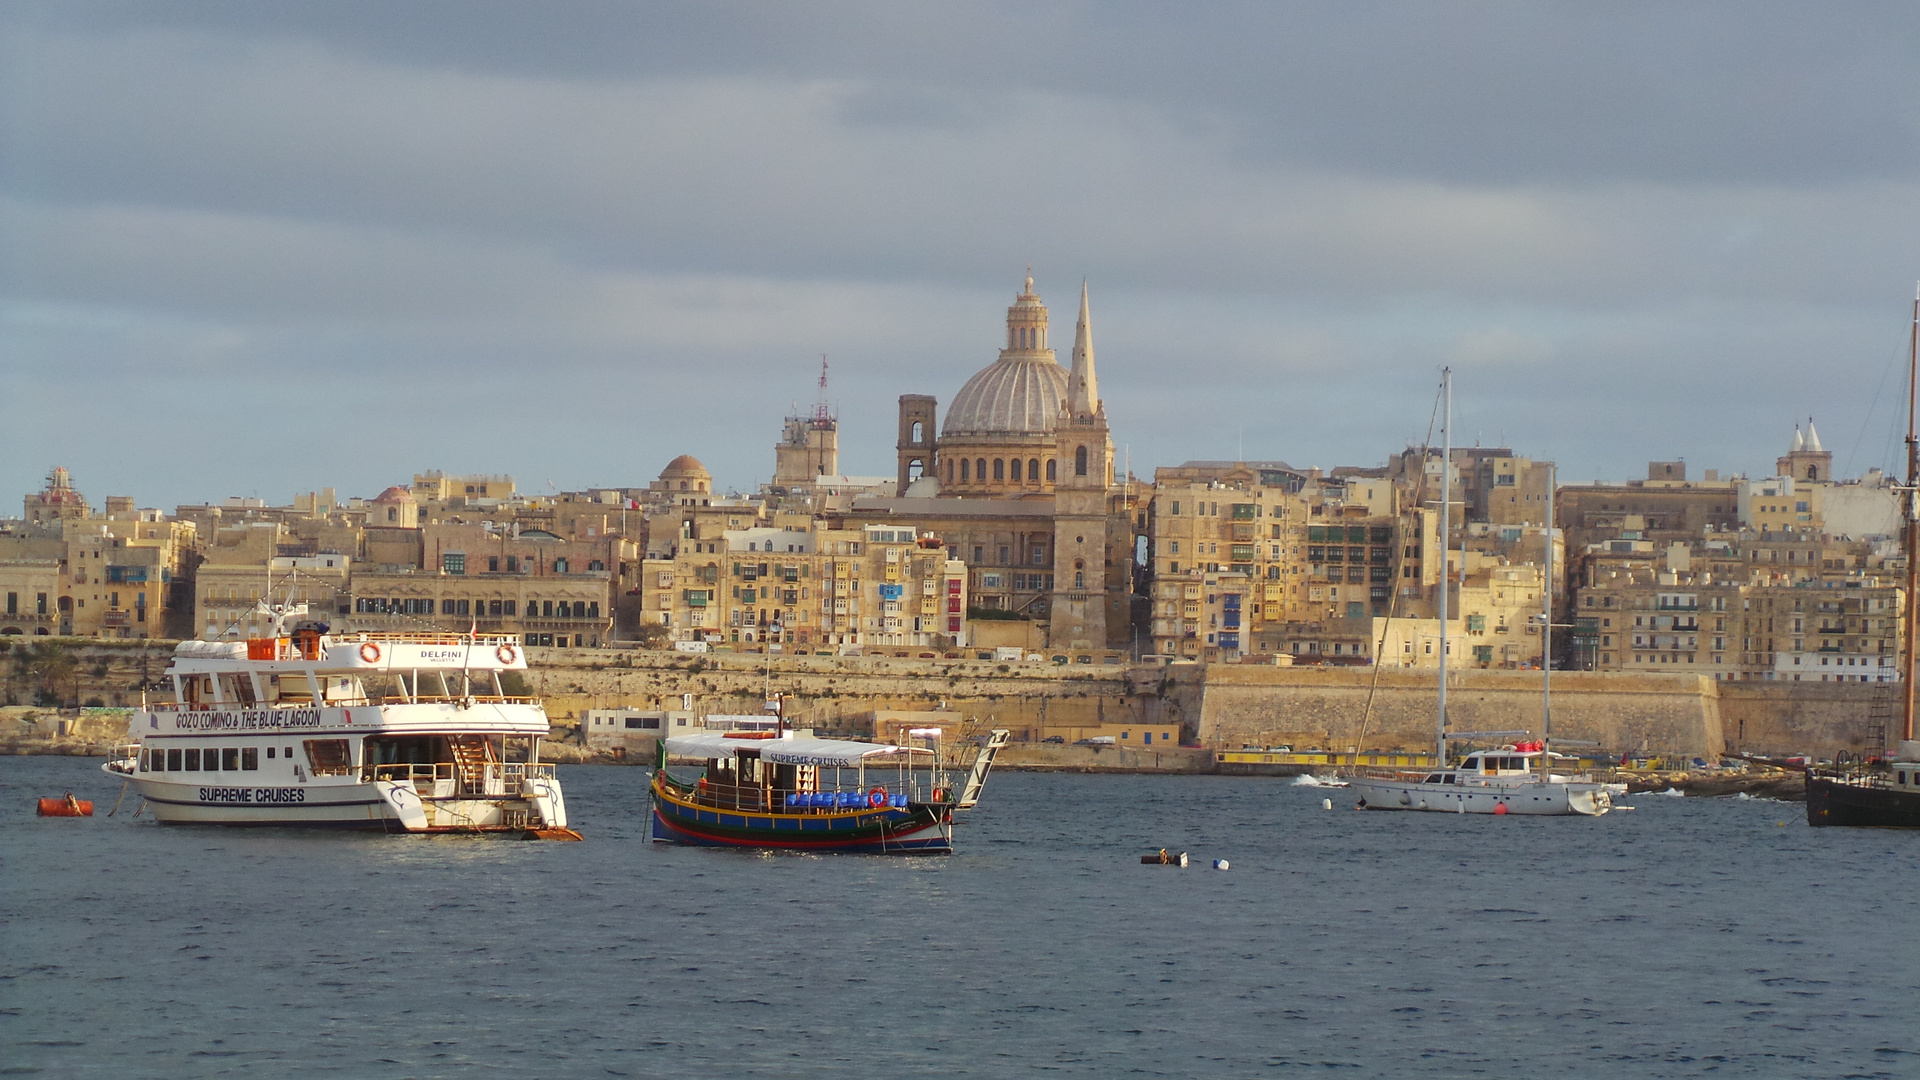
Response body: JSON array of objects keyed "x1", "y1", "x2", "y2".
[
  {"x1": 360, "y1": 642, "x2": 382, "y2": 663},
  {"x1": 497, "y1": 643, "x2": 518, "y2": 665}
]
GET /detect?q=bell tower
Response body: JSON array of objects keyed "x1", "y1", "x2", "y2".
[
  {"x1": 896, "y1": 395, "x2": 938, "y2": 496},
  {"x1": 1049, "y1": 281, "x2": 1117, "y2": 649}
]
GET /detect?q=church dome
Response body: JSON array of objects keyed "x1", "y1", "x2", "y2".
[
  {"x1": 942, "y1": 273, "x2": 1070, "y2": 437},
  {"x1": 659, "y1": 454, "x2": 710, "y2": 480},
  {"x1": 942, "y1": 357, "x2": 1069, "y2": 437}
]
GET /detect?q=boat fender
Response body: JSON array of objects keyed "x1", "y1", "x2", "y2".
[
  {"x1": 1212, "y1": 859, "x2": 1229, "y2": 870},
  {"x1": 360, "y1": 642, "x2": 382, "y2": 663},
  {"x1": 1322, "y1": 798, "x2": 1333, "y2": 810},
  {"x1": 867, "y1": 786, "x2": 888, "y2": 807},
  {"x1": 1397, "y1": 792, "x2": 1411, "y2": 806},
  {"x1": 496, "y1": 643, "x2": 518, "y2": 665},
  {"x1": 1355, "y1": 798, "x2": 1367, "y2": 809},
  {"x1": 1494, "y1": 802, "x2": 1509, "y2": 815}
]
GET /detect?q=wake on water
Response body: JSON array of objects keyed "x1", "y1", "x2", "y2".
[{"x1": 1291, "y1": 774, "x2": 1349, "y2": 788}]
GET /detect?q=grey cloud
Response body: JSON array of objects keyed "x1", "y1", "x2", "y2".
[{"x1": 2, "y1": 2, "x2": 1917, "y2": 510}]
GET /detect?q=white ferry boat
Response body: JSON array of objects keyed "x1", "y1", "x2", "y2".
[{"x1": 102, "y1": 605, "x2": 576, "y2": 837}]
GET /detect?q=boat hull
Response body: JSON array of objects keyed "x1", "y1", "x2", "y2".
[
  {"x1": 107, "y1": 768, "x2": 558, "y2": 833},
  {"x1": 1350, "y1": 776, "x2": 1611, "y2": 816},
  {"x1": 649, "y1": 781, "x2": 953, "y2": 854},
  {"x1": 1806, "y1": 773, "x2": 1920, "y2": 828}
]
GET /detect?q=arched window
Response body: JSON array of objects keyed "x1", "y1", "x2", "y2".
[
  {"x1": 679, "y1": 481, "x2": 687, "y2": 491},
  {"x1": 960, "y1": 459, "x2": 970, "y2": 481},
  {"x1": 1075, "y1": 445, "x2": 1089, "y2": 476},
  {"x1": 1806, "y1": 465, "x2": 1817, "y2": 480},
  {"x1": 946, "y1": 459, "x2": 955, "y2": 482},
  {"x1": 976, "y1": 458, "x2": 987, "y2": 482},
  {"x1": 911, "y1": 421, "x2": 924, "y2": 442},
  {"x1": 908, "y1": 459, "x2": 924, "y2": 481},
  {"x1": 993, "y1": 458, "x2": 1005, "y2": 481},
  {"x1": 1075, "y1": 571, "x2": 1084, "y2": 589},
  {"x1": 1046, "y1": 458, "x2": 1057, "y2": 481},
  {"x1": 1028, "y1": 458, "x2": 1040, "y2": 481}
]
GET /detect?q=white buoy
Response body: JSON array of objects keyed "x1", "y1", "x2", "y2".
[
  {"x1": 1212, "y1": 859, "x2": 1230, "y2": 870},
  {"x1": 1321, "y1": 798, "x2": 1333, "y2": 810}
]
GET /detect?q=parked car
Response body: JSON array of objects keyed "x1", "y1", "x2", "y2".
[{"x1": 1042, "y1": 735, "x2": 1065, "y2": 744}]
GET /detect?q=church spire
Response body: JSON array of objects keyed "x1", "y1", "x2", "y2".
[{"x1": 1068, "y1": 279, "x2": 1100, "y2": 418}]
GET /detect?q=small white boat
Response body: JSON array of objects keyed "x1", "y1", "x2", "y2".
[
  {"x1": 1350, "y1": 747, "x2": 1612, "y2": 816},
  {"x1": 102, "y1": 600, "x2": 575, "y2": 837}
]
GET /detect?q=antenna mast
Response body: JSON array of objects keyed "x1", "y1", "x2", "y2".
[{"x1": 814, "y1": 355, "x2": 832, "y2": 425}]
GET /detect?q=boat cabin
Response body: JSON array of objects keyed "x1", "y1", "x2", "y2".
[{"x1": 660, "y1": 732, "x2": 939, "y2": 813}]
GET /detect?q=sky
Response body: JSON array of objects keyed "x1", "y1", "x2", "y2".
[{"x1": 3, "y1": 1, "x2": 1919, "y2": 510}]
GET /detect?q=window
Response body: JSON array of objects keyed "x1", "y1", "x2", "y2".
[
  {"x1": 1046, "y1": 459, "x2": 1057, "y2": 482},
  {"x1": 488, "y1": 556, "x2": 500, "y2": 572},
  {"x1": 166, "y1": 748, "x2": 182, "y2": 771},
  {"x1": 442, "y1": 553, "x2": 465, "y2": 575},
  {"x1": 184, "y1": 747, "x2": 201, "y2": 770},
  {"x1": 554, "y1": 558, "x2": 569, "y2": 573},
  {"x1": 222, "y1": 748, "x2": 240, "y2": 771},
  {"x1": 507, "y1": 556, "x2": 520, "y2": 572},
  {"x1": 1028, "y1": 459, "x2": 1040, "y2": 481},
  {"x1": 304, "y1": 739, "x2": 354, "y2": 776},
  {"x1": 976, "y1": 458, "x2": 987, "y2": 481},
  {"x1": 993, "y1": 459, "x2": 1005, "y2": 481},
  {"x1": 960, "y1": 459, "x2": 970, "y2": 480},
  {"x1": 1075, "y1": 446, "x2": 1089, "y2": 476}
]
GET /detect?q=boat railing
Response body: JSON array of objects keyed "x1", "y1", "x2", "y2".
[
  {"x1": 148, "y1": 695, "x2": 542, "y2": 713},
  {"x1": 340, "y1": 631, "x2": 524, "y2": 647},
  {"x1": 364, "y1": 761, "x2": 557, "y2": 794},
  {"x1": 658, "y1": 771, "x2": 921, "y2": 812},
  {"x1": 1807, "y1": 765, "x2": 1889, "y2": 787}
]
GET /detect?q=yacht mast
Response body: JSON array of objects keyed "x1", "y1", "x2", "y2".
[
  {"x1": 1904, "y1": 283, "x2": 1919, "y2": 745},
  {"x1": 1542, "y1": 460, "x2": 1555, "y2": 778},
  {"x1": 1437, "y1": 368, "x2": 1452, "y2": 767}
]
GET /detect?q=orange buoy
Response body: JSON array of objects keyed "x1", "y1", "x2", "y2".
[
  {"x1": 1493, "y1": 802, "x2": 1509, "y2": 815},
  {"x1": 37, "y1": 792, "x2": 93, "y2": 817}
]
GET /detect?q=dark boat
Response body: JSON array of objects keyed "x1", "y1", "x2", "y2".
[
  {"x1": 1808, "y1": 284, "x2": 1920, "y2": 828},
  {"x1": 650, "y1": 727, "x2": 1009, "y2": 854}
]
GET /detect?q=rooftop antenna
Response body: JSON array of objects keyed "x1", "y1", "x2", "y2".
[{"x1": 814, "y1": 355, "x2": 832, "y2": 424}]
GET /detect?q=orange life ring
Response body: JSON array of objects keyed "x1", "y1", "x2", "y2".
[
  {"x1": 359, "y1": 642, "x2": 381, "y2": 663},
  {"x1": 867, "y1": 786, "x2": 888, "y2": 807},
  {"x1": 496, "y1": 643, "x2": 518, "y2": 664}
]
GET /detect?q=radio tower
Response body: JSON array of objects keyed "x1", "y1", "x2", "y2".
[{"x1": 814, "y1": 356, "x2": 832, "y2": 426}]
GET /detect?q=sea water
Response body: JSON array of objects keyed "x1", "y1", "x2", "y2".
[{"x1": 3, "y1": 756, "x2": 1917, "y2": 1078}]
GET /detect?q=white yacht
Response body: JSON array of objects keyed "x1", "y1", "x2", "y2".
[
  {"x1": 1351, "y1": 745, "x2": 1613, "y2": 816},
  {"x1": 1349, "y1": 368, "x2": 1609, "y2": 818},
  {"x1": 102, "y1": 603, "x2": 575, "y2": 837}
]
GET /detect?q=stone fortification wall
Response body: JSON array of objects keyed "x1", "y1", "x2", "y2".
[
  {"x1": 1715, "y1": 682, "x2": 1888, "y2": 757},
  {"x1": 1194, "y1": 665, "x2": 1725, "y2": 758},
  {"x1": 520, "y1": 649, "x2": 1145, "y2": 737},
  {"x1": 0, "y1": 640, "x2": 1893, "y2": 759}
]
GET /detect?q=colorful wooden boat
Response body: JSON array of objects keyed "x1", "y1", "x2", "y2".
[{"x1": 650, "y1": 728, "x2": 1008, "y2": 854}]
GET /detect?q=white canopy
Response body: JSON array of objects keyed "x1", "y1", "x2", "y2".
[{"x1": 663, "y1": 732, "x2": 931, "y2": 767}]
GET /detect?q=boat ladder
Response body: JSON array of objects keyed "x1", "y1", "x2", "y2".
[
  {"x1": 955, "y1": 728, "x2": 1011, "y2": 809},
  {"x1": 448, "y1": 735, "x2": 495, "y2": 795}
]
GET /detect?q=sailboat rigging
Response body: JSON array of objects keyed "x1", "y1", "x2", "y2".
[{"x1": 1807, "y1": 283, "x2": 1920, "y2": 827}]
